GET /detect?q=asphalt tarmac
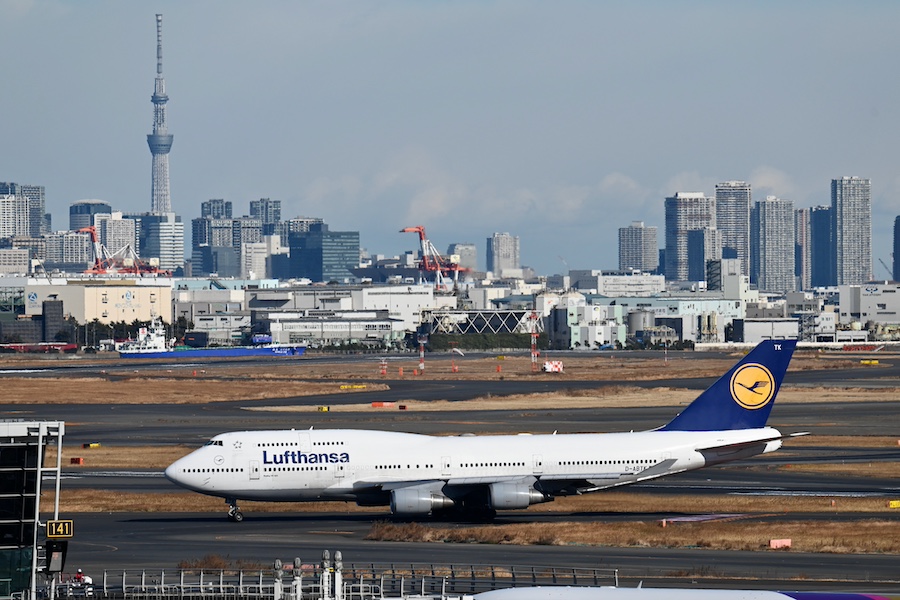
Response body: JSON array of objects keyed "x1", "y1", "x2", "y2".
[
  {"x1": 4, "y1": 351, "x2": 900, "y2": 589},
  {"x1": 68, "y1": 511, "x2": 900, "y2": 591}
]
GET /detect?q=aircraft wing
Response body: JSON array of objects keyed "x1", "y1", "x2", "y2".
[{"x1": 350, "y1": 479, "x2": 443, "y2": 491}]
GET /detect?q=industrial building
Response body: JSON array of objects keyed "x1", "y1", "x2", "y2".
[{"x1": 24, "y1": 279, "x2": 173, "y2": 324}]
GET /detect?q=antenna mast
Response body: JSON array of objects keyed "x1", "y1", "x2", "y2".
[{"x1": 147, "y1": 13, "x2": 174, "y2": 214}]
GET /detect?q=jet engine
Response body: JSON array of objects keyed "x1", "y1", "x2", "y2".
[
  {"x1": 488, "y1": 482, "x2": 548, "y2": 510},
  {"x1": 390, "y1": 487, "x2": 455, "y2": 515}
]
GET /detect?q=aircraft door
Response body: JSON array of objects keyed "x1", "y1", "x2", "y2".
[
  {"x1": 441, "y1": 456, "x2": 452, "y2": 477},
  {"x1": 532, "y1": 454, "x2": 543, "y2": 475},
  {"x1": 250, "y1": 460, "x2": 260, "y2": 480},
  {"x1": 297, "y1": 431, "x2": 311, "y2": 452}
]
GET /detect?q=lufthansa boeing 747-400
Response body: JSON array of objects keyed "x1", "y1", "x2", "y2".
[{"x1": 165, "y1": 339, "x2": 800, "y2": 521}]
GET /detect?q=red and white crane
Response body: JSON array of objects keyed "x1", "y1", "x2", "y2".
[
  {"x1": 78, "y1": 226, "x2": 170, "y2": 276},
  {"x1": 400, "y1": 225, "x2": 467, "y2": 290}
]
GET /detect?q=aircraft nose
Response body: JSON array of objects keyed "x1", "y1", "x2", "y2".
[{"x1": 164, "y1": 458, "x2": 185, "y2": 486}]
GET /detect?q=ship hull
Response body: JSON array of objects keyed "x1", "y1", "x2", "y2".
[{"x1": 119, "y1": 346, "x2": 306, "y2": 359}]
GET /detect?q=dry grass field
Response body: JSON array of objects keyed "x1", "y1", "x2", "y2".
[
  {"x1": 365, "y1": 518, "x2": 900, "y2": 554},
  {"x1": 15, "y1": 349, "x2": 900, "y2": 554}
]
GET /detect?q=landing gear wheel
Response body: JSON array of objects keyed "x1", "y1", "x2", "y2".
[{"x1": 227, "y1": 500, "x2": 243, "y2": 522}]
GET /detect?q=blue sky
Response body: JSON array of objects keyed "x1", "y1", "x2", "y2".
[{"x1": 2, "y1": 1, "x2": 899, "y2": 276}]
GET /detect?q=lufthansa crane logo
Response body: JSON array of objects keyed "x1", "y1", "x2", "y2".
[{"x1": 730, "y1": 363, "x2": 776, "y2": 410}]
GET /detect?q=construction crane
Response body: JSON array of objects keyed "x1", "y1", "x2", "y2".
[
  {"x1": 878, "y1": 258, "x2": 894, "y2": 281},
  {"x1": 78, "y1": 227, "x2": 170, "y2": 276},
  {"x1": 400, "y1": 225, "x2": 467, "y2": 290}
]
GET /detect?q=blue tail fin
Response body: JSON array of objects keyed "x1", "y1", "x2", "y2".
[{"x1": 661, "y1": 339, "x2": 797, "y2": 432}]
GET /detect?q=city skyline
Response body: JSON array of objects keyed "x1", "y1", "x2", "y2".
[{"x1": 3, "y1": 3, "x2": 900, "y2": 275}]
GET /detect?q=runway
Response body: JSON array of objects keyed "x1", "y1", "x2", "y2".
[
  {"x1": 6, "y1": 353, "x2": 900, "y2": 589},
  {"x1": 67, "y1": 511, "x2": 900, "y2": 591}
]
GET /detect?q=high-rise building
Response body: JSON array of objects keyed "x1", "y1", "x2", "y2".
[
  {"x1": 135, "y1": 213, "x2": 184, "y2": 272},
  {"x1": 809, "y1": 205, "x2": 833, "y2": 287},
  {"x1": 287, "y1": 223, "x2": 360, "y2": 283},
  {"x1": 201, "y1": 199, "x2": 232, "y2": 219},
  {"x1": 285, "y1": 216, "x2": 324, "y2": 233},
  {"x1": 94, "y1": 212, "x2": 137, "y2": 255},
  {"x1": 894, "y1": 216, "x2": 900, "y2": 282},
  {"x1": 0, "y1": 182, "x2": 47, "y2": 237},
  {"x1": 617, "y1": 221, "x2": 658, "y2": 272},
  {"x1": 486, "y1": 232, "x2": 520, "y2": 276},
  {"x1": 447, "y1": 243, "x2": 478, "y2": 272},
  {"x1": 195, "y1": 246, "x2": 239, "y2": 277},
  {"x1": 250, "y1": 198, "x2": 281, "y2": 235},
  {"x1": 751, "y1": 195, "x2": 795, "y2": 293},
  {"x1": 69, "y1": 200, "x2": 112, "y2": 231},
  {"x1": 832, "y1": 176, "x2": 872, "y2": 285},
  {"x1": 272, "y1": 216, "x2": 325, "y2": 241},
  {"x1": 715, "y1": 181, "x2": 751, "y2": 275},
  {"x1": 664, "y1": 192, "x2": 716, "y2": 282},
  {"x1": 687, "y1": 228, "x2": 722, "y2": 281},
  {"x1": 241, "y1": 242, "x2": 269, "y2": 279},
  {"x1": 44, "y1": 231, "x2": 92, "y2": 270},
  {"x1": 231, "y1": 217, "x2": 262, "y2": 252},
  {"x1": 192, "y1": 217, "x2": 234, "y2": 249},
  {"x1": 0, "y1": 194, "x2": 30, "y2": 239},
  {"x1": 147, "y1": 14, "x2": 174, "y2": 214},
  {"x1": 794, "y1": 208, "x2": 812, "y2": 291}
]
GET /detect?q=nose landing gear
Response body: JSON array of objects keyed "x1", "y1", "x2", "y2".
[{"x1": 226, "y1": 498, "x2": 243, "y2": 522}]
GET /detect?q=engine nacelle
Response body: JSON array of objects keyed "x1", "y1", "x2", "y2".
[
  {"x1": 488, "y1": 482, "x2": 548, "y2": 510},
  {"x1": 390, "y1": 487, "x2": 455, "y2": 515}
]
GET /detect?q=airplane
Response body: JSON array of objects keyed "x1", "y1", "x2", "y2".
[{"x1": 165, "y1": 339, "x2": 800, "y2": 522}]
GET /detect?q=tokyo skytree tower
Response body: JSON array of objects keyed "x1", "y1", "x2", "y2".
[{"x1": 147, "y1": 14, "x2": 174, "y2": 214}]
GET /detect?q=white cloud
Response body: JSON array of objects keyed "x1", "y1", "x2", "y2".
[
  {"x1": 599, "y1": 172, "x2": 644, "y2": 196},
  {"x1": 369, "y1": 148, "x2": 469, "y2": 225},
  {"x1": 749, "y1": 166, "x2": 798, "y2": 200},
  {"x1": 304, "y1": 176, "x2": 363, "y2": 212},
  {"x1": 661, "y1": 171, "x2": 719, "y2": 197}
]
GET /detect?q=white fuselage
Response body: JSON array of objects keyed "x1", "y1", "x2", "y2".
[{"x1": 164, "y1": 427, "x2": 783, "y2": 505}]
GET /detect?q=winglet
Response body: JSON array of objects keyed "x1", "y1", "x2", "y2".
[{"x1": 661, "y1": 339, "x2": 797, "y2": 432}]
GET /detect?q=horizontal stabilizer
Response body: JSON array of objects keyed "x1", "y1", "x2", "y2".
[{"x1": 695, "y1": 430, "x2": 809, "y2": 454}]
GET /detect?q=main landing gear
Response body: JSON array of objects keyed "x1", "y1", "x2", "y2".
[{"x1": 226, "y1": 498, "x2": 244, "y2": 522}]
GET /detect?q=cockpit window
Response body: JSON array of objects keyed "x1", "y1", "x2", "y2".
[{"x1": 204, "y1": 440, "x2": 224, "y2": 446}]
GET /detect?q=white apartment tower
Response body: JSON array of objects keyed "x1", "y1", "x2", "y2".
[
  {"x1": 94, "y1": 212, "x2": 138, "y2": 256},
  {"x1": 486, "y1": 232, "x2": 520, "y2": 277},
  {"x1": 0, "y1": 194, "x2": 30, "y2": 239},
  {"x1": 832, "y1": 176, "x2": 872, "y2": 285},
  {"x1": 664, "y1": 192, "x2": 716, "y2": 282},
  {"x1": 618, "y1": 221, "x2": 658, "y2": 272},
  {"x1": 751, "y1": 195, "x2": 795, "y2": 293},
  {"x1": 715, "y1": 181, "x2": 751, "y2": 275}
]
